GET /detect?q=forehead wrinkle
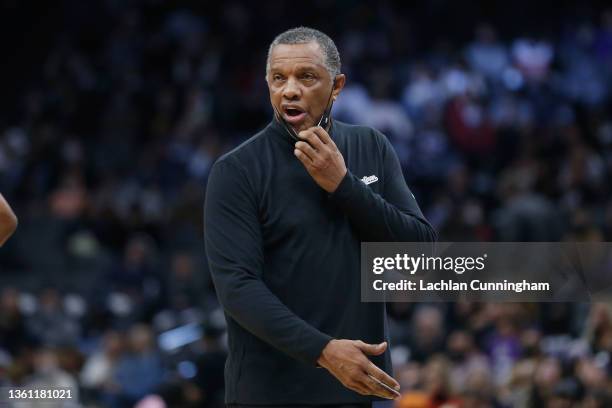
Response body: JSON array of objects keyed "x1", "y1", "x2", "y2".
[{"x1": 269, "y1": 59, "x2": 327, "y2": 73}]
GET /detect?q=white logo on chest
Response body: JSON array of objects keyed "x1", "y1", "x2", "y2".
[{"x1": 361, "y1": 175, "x2": 379, "y2": 185}]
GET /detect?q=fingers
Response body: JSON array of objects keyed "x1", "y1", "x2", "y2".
[
  {"x1": 298, "y1": 128, "x2": 327, "y2": 151},
  {"x1": 311, "y1": 126, "x2": 335, "y2": 146},
  {"x1": 354, "y1": 340, "x2": 387, "y2": 356},
  {"x1": 344, "y1": 378, "x2": 371, "y2": 396},
  {"x1": 295, "y1": 140, "x2": 332, "y2": 171},
  {"x1": 299, "y1": 127, "x2": 338, "y2": 151},
  {"x1": 366, "y1": 362, "x2": 401, "y2": 392},
  {"x1": 362, "y1": 374, "x2": 400, "y2": 399},
  {"x1": 345, "y1": 369, "x2": 398, "y2": 399},
  {"x1": 294, "y1": 148, "x2": 313, "y2": 167},
  {"x1": 294, "y1": 141, "x2": 318, "y2": 163},
  {"x1": 345, "y1": 378, "x2": 394, "y2": 399}
]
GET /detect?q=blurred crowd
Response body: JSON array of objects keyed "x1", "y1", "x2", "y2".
[
  {"x1": 0, "y1": 0, "x2": 612, "y2": 407},
  {"x1": 389, "y1": 303, "x2": 612, "y2": 407}
]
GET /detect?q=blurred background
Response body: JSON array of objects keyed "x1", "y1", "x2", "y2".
[{"x1": 0, "y1": 0, "x2": 611, "y2": 407}]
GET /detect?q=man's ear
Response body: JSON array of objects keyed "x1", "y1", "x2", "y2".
[{"x1": 332, "y1": 74, "x2": 346, "y2": 100}]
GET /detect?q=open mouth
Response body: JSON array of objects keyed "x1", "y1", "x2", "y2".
[{"x1": 282, "y1": 106, "x2": 307, "y2": 125}]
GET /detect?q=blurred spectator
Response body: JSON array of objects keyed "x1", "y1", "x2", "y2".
[
  {"x1": 80, "y1": 330, "x2": 124, "y2": 399},
  {"x1": 465, "y1": 24, "x2": 509, "y2": 81},
  {"x1": 165, "y1": 252, "x2": 204, "y2": 311},
  {"x1": 106, "y1": 234, "x2": 162, "y2": 320},
  {"x1": 405, "y1": 306, "x2": 446, "y2": 363},
  {"x1": 494, "y1": 158, "x2": 562, "y2": 241},
  {"x1": 19, "y1": 348, "x2": 80, "y2": 408},
  {"x1": 396, "y1": 355, "x2": 463, "y2": 408},
  {"x1": 446, "y1": 330, "x2": 491, "y2": 395},
  {"x1": 107, "y1": 324, "x2": 164, "y2": 407},
  {"x1": 26, "y1": 288, "x2": 80, "y2": 347},
  {"x1": 0, "y1": 287, "x2": 30, "y2": 356},
  {"x1": 511, "y1": 38, "x2": 554, "y2": 83}
]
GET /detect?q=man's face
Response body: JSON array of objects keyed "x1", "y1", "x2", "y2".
[{"x1": 267, "y1": 42, "x2": 343, "y2": 132}]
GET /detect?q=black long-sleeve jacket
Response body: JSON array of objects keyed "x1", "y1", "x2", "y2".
[{"x1": 204, "y1": 118, "x2": 437, "y2": 405}]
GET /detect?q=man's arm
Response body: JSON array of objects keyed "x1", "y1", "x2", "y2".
[
  {"x1": 294, "y1": 127, "x2": 437, "y2": 242},
  {"x1": 0, "y1": 194, "x2": 17, "y2": 246},
  {"x1": 329, "y1": 131, "x2": 437, "y2": 242},
  {"x1": 204, "y1": 159, "x2": 332, "y2": 366}
]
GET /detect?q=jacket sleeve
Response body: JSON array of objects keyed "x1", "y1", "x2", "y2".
[
  {"x1": 204, "y1": 158, "x2": 332, "y2": 366},
  {"x1": 329, "y1": 130, "x2": 438, "y2": 242}
]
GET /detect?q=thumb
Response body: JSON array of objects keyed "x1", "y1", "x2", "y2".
[{"x1": 356, "y1": 340, "x2": 387, "y2": 356}]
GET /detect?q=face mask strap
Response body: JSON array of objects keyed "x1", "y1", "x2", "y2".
[{"x1": 317, "y1": 77, "x2": 337, "y2": 129}]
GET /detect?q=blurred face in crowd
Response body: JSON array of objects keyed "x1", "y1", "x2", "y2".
[
  {"x1": 40, "y1": 288, "x2": 60, "y2": 313},
  {"x1": 129, "y1": 324, "x2": 154, "y2": 353},
  {"x1": 423, "y1": 357, "x2": 450, "y2": 395},
  {"x1": 447, "y1": 330, "x2": 473, "y2": 362},
  {"x1": 125, "y1": 238, "x2": 148, "y2": 266},
  {"x1": 0, "y1": 288, "x2": 19, "y2": 314},
  {"x1": 34, "y1": 349, "x2": 59, "y2": 375},
  {"x1": 172, "y1": 253, "x2": 194, "y2": 280},
  {"x1": 103, "y1": 330, "x2": 124, "y2": 358},
  {"x1": 267, "y1": 41, "x2": 345, "y2": 132}
]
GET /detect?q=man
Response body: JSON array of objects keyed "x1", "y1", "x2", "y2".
[
  {"x1": 205, "y1": 27, "x2": 437, "y2": 407},
  {"x1": 0, "y1": 193, "x2": 17, "y2": 246}
]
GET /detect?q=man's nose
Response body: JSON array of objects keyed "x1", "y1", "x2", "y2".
[{"x1": 282, "y1": 77, "x2": 301, "y2": 100}]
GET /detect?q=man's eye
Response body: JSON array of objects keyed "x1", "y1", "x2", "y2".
[
  {"x1": 302, "y1": 73, "x2": 315, "y2": 81},
  {"x1": 272, "y1": 74, "x2": 285, "y2": 82}
]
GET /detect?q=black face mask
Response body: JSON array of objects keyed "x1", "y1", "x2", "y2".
[{"x1": 273, "y1": 78, "x2": 336, "y2": 143}]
